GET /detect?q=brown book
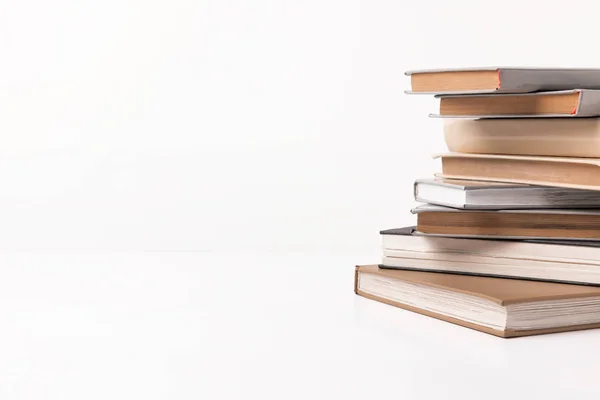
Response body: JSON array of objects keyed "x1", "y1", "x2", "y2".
[
  {"x1": 434, "y1": 90, "x2": 600, "y2": 118},
  {"x1": 436, "y1": 153, "x2": 600, "y2": 191},
  {"x1": 354, "y1": 265, "x2": 600, "y2": 338},
  {"x1": 406, "y1": 67, "x2": 600, "y2": 95},
  {"x1": 412, "y1": 205, "x2": 600, "y2": 240}
]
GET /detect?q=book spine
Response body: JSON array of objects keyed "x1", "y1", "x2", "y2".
[{"x1": 576, "y1": 90, "x2": 600, "y2": 116}]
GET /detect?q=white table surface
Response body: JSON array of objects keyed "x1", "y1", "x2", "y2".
[{"x1": 0, "y1": 251, "x2": 599, "y2": 399}]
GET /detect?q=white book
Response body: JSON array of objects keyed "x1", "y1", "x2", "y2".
[
  {"x1": 381, "y1": 227, "x2": 600, "y2": 285},
  {"x1": 414, "y1": 178, "x2": 600, "y2": 209}
]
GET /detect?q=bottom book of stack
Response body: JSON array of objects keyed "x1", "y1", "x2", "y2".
[{"x1": 355, "y1": 265, "x2": 600, "y2": 338}]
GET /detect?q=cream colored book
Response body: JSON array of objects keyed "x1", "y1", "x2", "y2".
[
  {"x1": 444, "y1": 118, "x2": 600, "y2": 158},
  {"x1": 435, "y1": 153, "x2": 600, "y2": 190},
  {"x1": 406, "y1": 67, "x2": 600, "y2": 95},
  {"x1": 380, "y1": 227, "x2": 600, "y2": 286},
  {"x1": 381, "y1": 227, "x2": 600, "y2": 265}
]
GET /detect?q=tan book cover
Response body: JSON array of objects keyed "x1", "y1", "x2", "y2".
[
  {"x1": 432, "y1": 90, "x2": 600, "y2": 118},
  {"x1": 444, "y1": 118, "x2": 600, "y2": 158},
  {"x1": 411, "y1": 204, "x2": 600, "y2": 241},
  {"x1": 354, "y1": 265, "x2": 600, "y2": 338},
  {"x1": 435, "y1": 153, "x2": 600, "y2": 190},
  {"x1": 406, "y1": 67, "x2": 600, "y2": 95}
]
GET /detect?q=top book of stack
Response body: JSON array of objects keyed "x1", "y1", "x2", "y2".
[{"x1": 406, "y1": 67, "x2": 600, "y2": 95}]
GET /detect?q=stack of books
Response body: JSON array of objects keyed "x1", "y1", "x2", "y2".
[{"x1": 355, "y1": 67, "x2": 600, "y2": 338}]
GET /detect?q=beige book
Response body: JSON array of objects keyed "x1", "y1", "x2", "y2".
[
  {"x1": 433, "y1": 90, "x2": 600, "y2": 118},
  {"x1": 381, "y1": 227, "x2": 600, "y2": 265},
  {"x1": 354, "y1": 265, "x2": 600, "y2": 338},
  {"x1": 382, "y1": 252, "x2": 600, "y2": 286},
  {"x1": 444, "y1": 118, "x2": 600, "y2": 158},
  {"x1": 435, "y1": 153, "x2": 600, "y2": 190},
  {"x1": 380, "y1": 227, "x2": 600, "y2": 286},
  {"x1": 406, "y1": 67, "x2": 600, "y2": 95}
]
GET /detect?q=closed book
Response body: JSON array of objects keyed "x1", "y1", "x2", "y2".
[
  {"x1": 405, "y1": 67, "x2": 600, "y2": 95},
  {"x1": 412, "y1": 204, "x2": 600, "y2": 241},
  {"x1": 435, "y1": 153, "x2": 600, "y2": 191},
  {"x1": 432, "y1": 90, "x2": 600, "y2": 118},
  {"x1": 381, "y1": 227, "x2": 600, "y2": 286},
  {"x1": 354, "y1": 265, "x2": 600, "y2": 338},
  {"x1": 444, "y1": 118, "x2": 600, "y2": 158},
  {"x1": 414, "y1": 178, "x2": 600, "y2": 209}
]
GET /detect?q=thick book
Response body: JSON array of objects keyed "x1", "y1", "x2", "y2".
[
  {"x1": 354, "y1": 264, "x2": 600, "y2": 338},
  {"x1": 436, "y1": 153, "x2": 600, "y2": 191},
  {"x1": 380, "y1": 227, "x2": 600, "y2": 286},
  {"x1": 405, "y1": 67, "x2": 600, "y2": 95},
  {"x1": 414, "y1": 178, "x2": 600, "y2": 209},
  {"x1": 443, "y1": 118, "x2": 600, "y2": 158},
  {"x1": 432, "y1": 90, "x2": 600, "y2": 118},
  {"x1": 412, "y1": 204, "x2": 600, "y2": 241}
]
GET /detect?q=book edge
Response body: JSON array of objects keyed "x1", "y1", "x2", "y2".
[{"x1": 355, "y1": 268, "x2": 600, "y2": 338}]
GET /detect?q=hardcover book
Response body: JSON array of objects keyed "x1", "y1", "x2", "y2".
[
  {"x1": 355, "y1": 265, "x2": 600, "y2": 338},
  {"x1": 432, "y1": 90, "x2": 600, "y2": 118},
  {"x1": 411, "y1": 204, "x2": 600, "y2": 241},
  {"x1": 414, "y1": 178, "x2": 600, "y2": 209},
  {"x1": 435, "y1": 153, "x2": 600, "y2": 191},
  {"x1": 443, "y1": 118, "x2": 600, "y2": 158},
  {"x1": 381, "y1": 227, "x2": 600, "y2": 286},
  {"x1": 406, "y1": 67, "x2": 600, "y2": 95}
]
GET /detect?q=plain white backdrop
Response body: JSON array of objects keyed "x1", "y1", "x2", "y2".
[
  {"x1": 7, "y1": 0, "x2": 600, "y2": 252},
  {"x1": 3, "y1": 1, "x2": 600, "y2": 399}
]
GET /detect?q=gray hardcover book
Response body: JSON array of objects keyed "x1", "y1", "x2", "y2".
[
  {"x1": 430, "y1": 89, "x2": 600, "y2": 118},
  {"x1": 406, "y1": 67, "x2": 600, "y2": 95},
  {"x1": 414, "y1": 178, "x2": 600, "y2": 210}
]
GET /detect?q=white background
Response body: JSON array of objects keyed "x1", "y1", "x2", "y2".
[
  {"x1": 3, "y1": 0, "x2": 600, "y2": 398},
  {"x1": 8, "y1": 0, "x2": 600, "y2": 253}
]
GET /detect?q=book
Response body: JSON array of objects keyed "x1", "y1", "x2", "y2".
[
  {"x1": 382, "y1": 227, "x2": 600, "y2": 257},
  {"x1": 354, "y1": 264, "x2": 600, "y2": 338},
  {"x1": 384, "y1": 226, "x2": 600, "y2": 256},
  {"x1": 414, "y1": 178, "x2": 600, "y2": 209},
  {"x1": 412, "y1": 204, "x2": 600, "y2": 240},
  {"x1": 380, "y1": 227, "x2": 600, "y2": 285},
  {"x1": 433, "y1": 90, "x2": 600, "y2": 118},
  {"x1": 405, "y1": 67, "x2": 600, "y2": 95},
  {"x1": 443, "y1": 118, "x2": 600, "y2": 158},
  {"x1": 436, "y1": 153, "x2": 600, "y2": 191}
]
